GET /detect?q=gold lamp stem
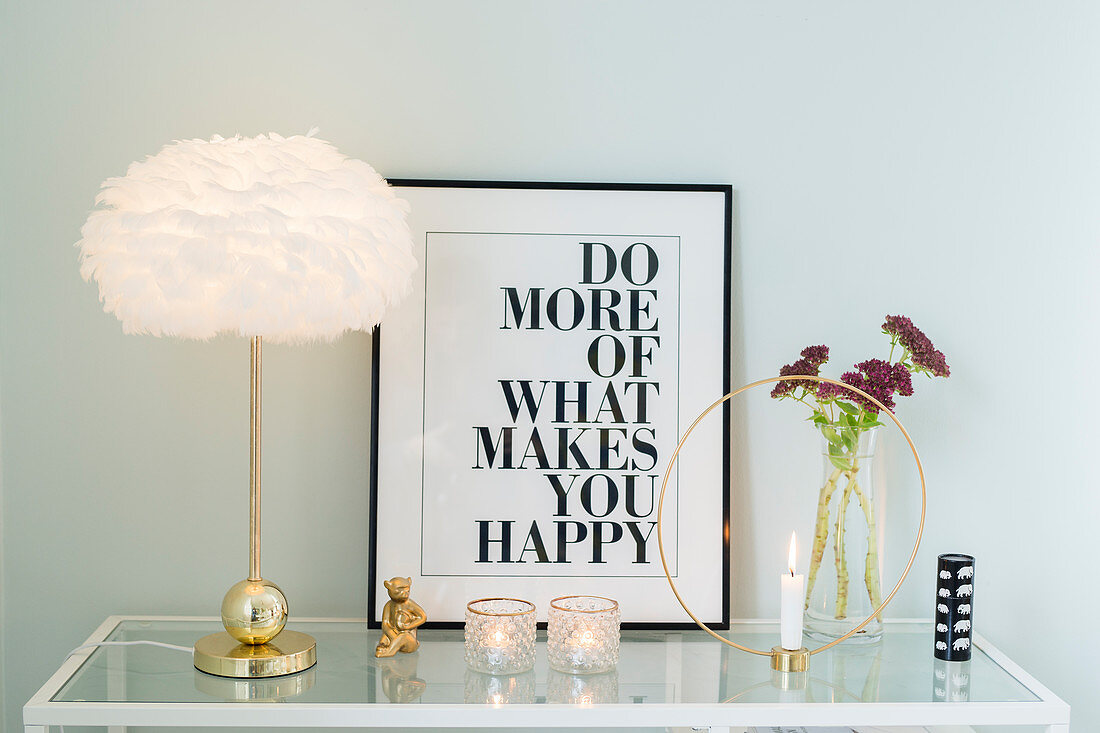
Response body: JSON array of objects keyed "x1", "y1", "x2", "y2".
[
  {"x1": 195, "y1": 334, "x2": 318, "y2": 676},
  {"x1": 250, "y1": 335, "x2": 262, "y2": 582}
]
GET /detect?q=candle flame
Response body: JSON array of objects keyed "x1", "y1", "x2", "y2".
[{"x1": 788, "y1": 531, "x2": 797, "y2": 576}]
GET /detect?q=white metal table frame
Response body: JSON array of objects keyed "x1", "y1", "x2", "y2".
[{"x1": 25, "y1": 616, "x2": 1070, "y2": 733}]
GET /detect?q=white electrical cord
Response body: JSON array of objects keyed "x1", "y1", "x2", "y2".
[
  {"x1": 65, "y1": 639, "x2": 194, "y2": 661},
  {"x1": 60, "y1": 641, "x2": 195, "y2": 733}
]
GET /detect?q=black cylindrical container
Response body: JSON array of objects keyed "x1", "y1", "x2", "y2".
[
  {"x1": 934, "y1": 553, "x2": 974, "y2": 661},
  {"x1": 932, "y1": 658, "x2": 972, "y2": 702}
]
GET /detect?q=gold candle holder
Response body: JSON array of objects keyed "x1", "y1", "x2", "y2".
[{"x1": 770, "y1": 646, "x2": 810, "y2": 673}]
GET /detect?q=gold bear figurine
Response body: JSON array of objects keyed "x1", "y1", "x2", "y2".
[
  {"x1": 375, "y1": 576, "x2": 427, "y2": 658},
  {"x1": 379, "y1": 653, "x2": 428, "y2": 703}
]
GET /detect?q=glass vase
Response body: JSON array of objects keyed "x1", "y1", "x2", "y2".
[{"x1": 804, "y1": 426, "x2": 883, "y2": 643}]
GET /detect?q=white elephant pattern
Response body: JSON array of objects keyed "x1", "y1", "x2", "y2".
[
  {"x1": 936, "y1": 623, "x2": 948, "y2": 632},
  {"x1": 957, "y1": 566, "x2": 973, "y2": 580},
  {"x1": 938, "y1": 587, "x2": 950, "y2": 597},
  {"x1": 937, "y1": 603, "x2": 949, "y2": 614},
  {"x1": 939, "y1": 570, "x2": 952, "y2": 579},
  {"x1": 958, "y1": 604, "x2": 971, "y2": 615},
  {"x1": 936, "y1": 641, "x2": 947, "y2": 651},
  {"x1": 954, "y1": 619, "x2": 971, "y2": 633},
  {"x1": 953, "y1": 637, "x2": 970, "y2": 651},
  {"x1": 935, "y1": 686, "x2": 946, "y2": 697},
  {"x1": 956, "y1": 584, "x2": 973, "y2": 597}
]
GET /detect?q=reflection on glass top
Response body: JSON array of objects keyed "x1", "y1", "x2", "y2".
[{"x1": 54, "y1": 620, "x2": 1038, "y2": 706}]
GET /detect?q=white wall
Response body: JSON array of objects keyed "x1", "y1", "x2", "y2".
[
  {"x1": 0, "y1": 352, "x2": 5, "y2": 726},
  {"x1": 2, "y1": 1, "x2": 1097, "y2": 730}
]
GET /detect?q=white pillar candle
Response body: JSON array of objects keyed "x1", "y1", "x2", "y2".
[{"x1": 780, "y1": 531, "x2": 805, "y2": 650}]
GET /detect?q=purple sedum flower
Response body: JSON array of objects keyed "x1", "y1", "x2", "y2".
[
  {"x1": 770, "y1": 352, "x2": 825, "y2": 398},
  {"x1": 883, "y1": 315, "x2": 950, "y2": 377},
  {"x1": 818, "y1": 358, "x2": 910, "y2": 414},
  {"x1": 773, "y1": 315, "x2": 947, "y2": 416},
  {"x1": 893, "y1": 362, "x2": 914, "y2": 396},
  {"x1": 800, "y1": 345, "x2": 829, "y2": 368}
]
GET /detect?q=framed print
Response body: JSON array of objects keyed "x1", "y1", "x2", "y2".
[{"x1": 370, "y1": 181, "x2": 731, "y2": 628}]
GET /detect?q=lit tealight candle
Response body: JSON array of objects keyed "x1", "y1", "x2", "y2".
[
  {"x1": 780, "y1": 531, "x2": 805, "y2": 650},
  {"x1": 465, "y1": 598, "x2": 536, "y2": 674},
  {"x1": 547, "y1": 596, "x2": 620, "y2": 674}
]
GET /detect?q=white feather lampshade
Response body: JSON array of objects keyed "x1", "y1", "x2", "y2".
[
  {"x1": 76, "y1": 131, "x2": 416, "y2": 678},
  {"x1": 77, "y1": 131, "x2": 416, "y2": 342}
]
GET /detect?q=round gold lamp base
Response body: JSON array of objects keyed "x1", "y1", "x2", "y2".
[
  {"x1": 193, "y1": 665, "x2": 317, "y2": 700},
  {"x1": 194, "y1": 630, "x2": 317, "y2": 678}
]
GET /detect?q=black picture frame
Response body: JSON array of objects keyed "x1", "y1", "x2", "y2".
[{"x1": 369, "y1": 180, "x2": 731, "y2": 630}]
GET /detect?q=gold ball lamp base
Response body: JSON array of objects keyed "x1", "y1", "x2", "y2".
[
  {"x1": 194, "y1": 629, "x2": 317, "y2": 678},
  {"x1": 194, "y1": 577, "x2": 317, "y2": 678},
  {"x1": 220, "y1": 578, "x2": 289, "y2": 644}
]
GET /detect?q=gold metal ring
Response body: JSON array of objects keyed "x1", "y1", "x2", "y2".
[{"x1": 656, "y1": 375, "x2": 927, "y2": 657}]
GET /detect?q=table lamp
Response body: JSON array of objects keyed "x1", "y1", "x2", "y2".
[{"x1": 76, "y1": 131, "x2": 416, "y2": 677}]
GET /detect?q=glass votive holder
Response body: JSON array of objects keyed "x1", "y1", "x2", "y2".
[
  {"x1": 547, "y1": 669, "x2": 619, "y2": 704},
  {"x1": 463, "y1": 669, "x2": 536, "y2": 704},
  {"x1": 464, "y1": 598, "x2": 536, "y2": 674},
  {"x1": 547, "y1": 595, "x2": 620, "y2": 674}
]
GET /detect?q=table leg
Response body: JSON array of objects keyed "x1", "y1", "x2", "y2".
[
  {"x1": 1046, "y1": 725, "x2": 1070, "y2": 733},
  {"x1": 108, "y1": 641, "x2": 127, "y2": 733},
  {"x1": 105, "y1": 626, "x2": 130, "y2": 733}
]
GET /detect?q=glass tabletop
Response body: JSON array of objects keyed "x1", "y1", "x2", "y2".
[{"x1": 54, "y1": 619, "x2": 1038, "y2": 706}]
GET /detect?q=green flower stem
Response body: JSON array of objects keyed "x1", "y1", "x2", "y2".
[
  {"x1": 834, "y1": 475, "x2": 856, "y2": 618},
  {"x1": 802, "y1": 404, "x2": 884, "y2": 621},
  {"x1": 862, "y1": 647, "x2": 884, "y2": 702},
  {"x1": 805, "y1": 467, "x2": 843, "y2": 610},
  {"x1": 851, "y1": 477, "x2": 883, "y2": 620}
]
